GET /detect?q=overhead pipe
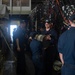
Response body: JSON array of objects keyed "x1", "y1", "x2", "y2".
[
  {"x1": 10, "y1": 0, "x2": 13, "y2": 15},
  {"x1": 56, "y1": 0, "x2": 69, "y2": 24}
]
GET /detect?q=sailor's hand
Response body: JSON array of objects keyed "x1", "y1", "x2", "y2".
[
  {"x1": 17, "y1": 47, "x2": 20, "y2": 51},
  {"x1": 46, "y1": 35, "x2": 51, "y2": 40}
]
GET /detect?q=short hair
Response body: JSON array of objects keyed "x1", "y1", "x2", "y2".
[
  {"x1": 20, "y1": 20, "x2": 26, "y2": 24},
  {"x1": 69, "y1": 14, "x2": 75, "y2": 23}
]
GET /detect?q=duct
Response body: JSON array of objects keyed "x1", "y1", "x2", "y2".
[{"x1": 0, "y1": 5, "x2": 9, "y2": 19}]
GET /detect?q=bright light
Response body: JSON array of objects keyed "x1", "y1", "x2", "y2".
[{"x1": 10, "y1": 25, "x2": 17, "y2": 42}]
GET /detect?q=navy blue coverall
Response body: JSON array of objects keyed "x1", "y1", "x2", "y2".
[
  {"x1": 58, "y1": 27, "x2": 75, "y2": 75},
  {"x1": 42, "y1": 28, "x2": 57, "y2": 75},
  {"x1": 15, "y1": 27, "x2": 28, "y2": 75},
  {"x1": 30, "y1": 39, "x2": 43, "y2": 75}
]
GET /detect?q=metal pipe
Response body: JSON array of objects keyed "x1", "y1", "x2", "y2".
[{"x1": 10, "y1": 0, "x2": 13, "y2": 15}]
